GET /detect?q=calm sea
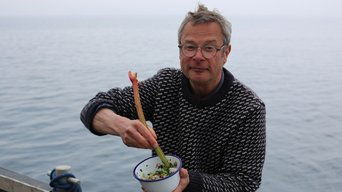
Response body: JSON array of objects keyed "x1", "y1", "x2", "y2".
[{"x1": 0, "y1": 15, "x2": 341, "y2": 192}]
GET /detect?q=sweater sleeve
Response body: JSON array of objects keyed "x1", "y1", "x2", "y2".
[
  {"x1": 185, "y1": 104, "x2": 266, "y2": 192},
  {"x1": 80, "y1": 70, "x2": 164, "y2": 135}
]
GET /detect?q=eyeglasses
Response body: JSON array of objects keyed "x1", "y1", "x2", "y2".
[{"x1": 178, "y1": 44, "x2": 226, "y2": 59}]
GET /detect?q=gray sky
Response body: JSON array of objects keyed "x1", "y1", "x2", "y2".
[{"x1": 0, "y1": 0, "x2": 341, "y2": 17}]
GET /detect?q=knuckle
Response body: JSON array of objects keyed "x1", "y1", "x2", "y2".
[
  {"x1": 125, "y1": 127, "x2": 136, "y2": 136},
  {"x1": 121, "y1": 134, "x2": 130, "y2": 145},
  {"x1": 122, "y1": 135, "x2": 128, "y2": 142},
  {"x1": 132, "y1": 119, "x2": 140, "y2": 125},
  {"x1": 122, "y1": 139, "x2": 129, "y2": 146}
]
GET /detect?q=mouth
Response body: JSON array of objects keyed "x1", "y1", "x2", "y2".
[{"x1": 190, "y1": 67, "x2": 207, "y2": 73}]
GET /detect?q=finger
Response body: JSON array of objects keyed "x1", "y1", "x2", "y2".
[
  {"x1": 123, "y1": 137, "x2": 149, "y2": 149},
  {"x1": 135, "y1": 121, "x2": 158, "y2": 149},
  {"x1": 146, "y1": 121, "x2": 157, "y2": 139},
  {"x1": 179, "y1": 168, "x2": 189, "y2": 186},
  {"x1": 148, "y1": 127, "x2": 157, "y2": 139},
  {"x1": 128, "y1": 131, "x2": 152, "y2": 148},
  {"x1": 172, "y1": 168, "x2": 190, "y2": 192},
  {"x1": 141, "y1": 187, "x2": 148, "y2": 192},
  {"x1": 122, "y1": 128, "x2": 151, "y2": 148},
  {"x1": 180, "y1": 168, "x2": 189, "y2": 178}
]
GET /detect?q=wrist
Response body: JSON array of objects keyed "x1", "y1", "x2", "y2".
[
  {"x1": 111, "y1": 113, "x2": 125, "y2": 136},
  {"x1": 93, "y1": 108, "x2": 121, "y2": 136}
]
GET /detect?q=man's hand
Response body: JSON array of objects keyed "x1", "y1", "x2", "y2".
[
  {"x1": 117, "y1": 118, "x2": 158, "y2": 149},
  {"x1": 93, "y1": 108, "x2": 157, "y2": 149},
  {"x1": 172, "y1": 168, "x2": 190, "y2": 192}
]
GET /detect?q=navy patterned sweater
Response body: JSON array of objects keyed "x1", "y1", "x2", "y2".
[{"x1": 81, "y1": 68, "x2": 266, "y2": 192}]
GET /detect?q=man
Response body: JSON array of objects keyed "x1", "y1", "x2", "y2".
[{"x1": 81, "y1": 4, "x2": 266, "y2": 192}]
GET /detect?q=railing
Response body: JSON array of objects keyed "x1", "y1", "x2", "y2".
[{"x1": 0, "y1": 167, "x2": 51, "y2": 192}]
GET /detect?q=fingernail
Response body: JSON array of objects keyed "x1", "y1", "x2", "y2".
[{"x1": 152, "y1": 143, "x2": 158, "y2": 149}]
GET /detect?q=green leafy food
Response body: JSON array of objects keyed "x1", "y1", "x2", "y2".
[{"x1": 141, "y1": 161, "x2": 178, "y2": 180}]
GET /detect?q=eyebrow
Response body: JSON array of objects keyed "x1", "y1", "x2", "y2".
[{"x1": 182, "y1": 40, "x2": 218, "y2": 45}]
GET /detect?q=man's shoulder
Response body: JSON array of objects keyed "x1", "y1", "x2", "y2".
[
  {"x1": 155, "y1": 68, "x2": 182, "y2": 82},
  {"x1": 157, "y1": 68, "x2": 181, "y2": 76},
  {"x1": 231, "y1": 79, "x2": 265, "y2": 110}
]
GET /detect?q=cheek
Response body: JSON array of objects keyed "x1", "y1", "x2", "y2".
[
  {"x1": 209, "y1": 58, "x2": 224, "y2": 72},
  {"x1": 180, "y1": 56, "x2": 189, "y2": 69}
]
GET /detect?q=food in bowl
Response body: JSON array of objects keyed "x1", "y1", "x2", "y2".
[
  {"x1": 140, "y1": 161, "x2": 178, "y2": 180},
  {"x1": 133, "y1": 155, "x2": 182, "y2": 192}
]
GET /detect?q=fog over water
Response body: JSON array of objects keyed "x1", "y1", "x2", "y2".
[{"x1": 1, "y1": 0, "x2": 341, "y2": 17}]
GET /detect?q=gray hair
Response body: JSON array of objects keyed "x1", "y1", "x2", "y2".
[{"x1": 178, "y1": 4, "x2": 232, "y2": 45}]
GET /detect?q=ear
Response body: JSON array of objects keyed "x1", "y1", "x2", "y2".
[
  {"x1": 223, "y1": 45, "x2": 231, "y2": 63},
  {"x1": 179, "y1": 49, "x2": 182, "y2": 60},
  {"x1": 224, "y1": 44, "x2": 231, "y2": 57}
]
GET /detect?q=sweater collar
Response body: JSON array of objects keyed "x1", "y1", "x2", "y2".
[{"x1": 181, "y1": 67, "x2": 234, "y2": 107}]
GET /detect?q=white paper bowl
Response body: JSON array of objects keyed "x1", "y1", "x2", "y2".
[{"x1": 133, "y1": 155, "x2": 182, "y2": 192}]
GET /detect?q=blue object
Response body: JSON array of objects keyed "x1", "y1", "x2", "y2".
[{"x1": 49, "y1": 169, "x2": 82, "y2": 192}]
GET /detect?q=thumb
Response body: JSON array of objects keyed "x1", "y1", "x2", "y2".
[
  {"x1": 148, "y1": 127, "x2": 157, "y2": 139},
  {"x1": 145, "y1": 122, "x2": 157, "y2": 139},
  {"x1": 180, "y1": 168, "x2": 189, "y2": 178}
]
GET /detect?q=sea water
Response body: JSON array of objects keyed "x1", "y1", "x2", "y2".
[{"x1": 0, "y1": 15, "x2": 341, "y2": 192}]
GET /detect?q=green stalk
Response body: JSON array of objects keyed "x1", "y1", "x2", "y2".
[
  {"x1": 155, "y1": 146, "x2": 170, "y2": 171},
  {"x1": 129, "y1": 71, "x2": 170, "y2": 170}
]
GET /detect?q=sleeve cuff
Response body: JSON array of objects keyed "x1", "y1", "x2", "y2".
[
  {"x1": 184, "y1": 171, "x2": 203, "y2": 192},
  {"x1": 80, "y1": 103, "x2": 114, "y2": 136}
]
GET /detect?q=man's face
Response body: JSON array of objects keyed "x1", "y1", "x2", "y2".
[{"x1": 179, "y1": 22, "x2": 231, "y2": 90}]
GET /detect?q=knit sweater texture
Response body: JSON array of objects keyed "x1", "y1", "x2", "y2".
[{"x1": 80, "y1": 67, "x2": 266, "y2": 192}]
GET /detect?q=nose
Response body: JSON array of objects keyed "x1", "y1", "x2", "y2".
[{"x1": 192, "y1": 47, "x2": 205, "y2": 61}]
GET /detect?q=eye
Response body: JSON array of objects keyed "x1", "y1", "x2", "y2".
[
  {"x1": 184, "y1": 45, "x2": 196, "y2": 51},
  {"x1": 204, "y1": 45, "x2": 216, "y2": 52}
]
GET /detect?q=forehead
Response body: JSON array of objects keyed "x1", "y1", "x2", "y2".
[{"x1": 181, "y1": 22, "x2": 224, "y2": 44}]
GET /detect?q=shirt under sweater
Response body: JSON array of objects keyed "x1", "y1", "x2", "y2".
[{"x1": 81, "y1": 67, "x2": 266, "y2": 192}]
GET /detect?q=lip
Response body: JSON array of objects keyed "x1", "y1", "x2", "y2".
[{"x1": 190, "y1": 67, "x2": 207, "y2": 72}]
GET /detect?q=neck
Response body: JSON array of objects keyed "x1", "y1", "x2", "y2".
[
  {"x1": 190, "y1": 72, "x2": 223, "y2": 98},
  {"x1": 190, "y1": 82, "x2": 216, "y2": 97}
]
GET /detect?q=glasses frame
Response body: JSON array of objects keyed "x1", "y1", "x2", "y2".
[{"x1": 178, "y1": 44, "x2": 227, "y2": 59}]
